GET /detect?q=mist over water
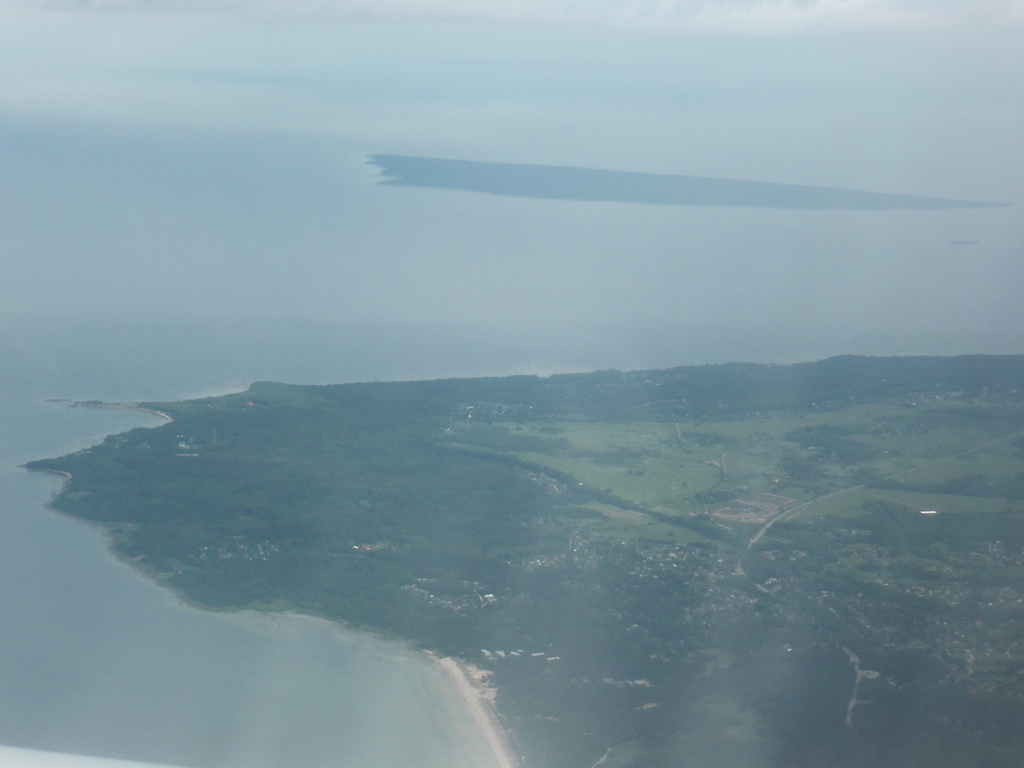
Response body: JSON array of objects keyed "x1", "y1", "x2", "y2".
[
  {"x1": 5, "y1": 316, "x2": 1020, "y2": 399},
  {"x1": 2, "y1": 118, "x2": 1021, "y2": 345}
]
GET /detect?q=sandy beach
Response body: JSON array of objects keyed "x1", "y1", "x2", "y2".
[
  {"x1": 430, "y1": 654, "x2": 520, "y2": 768},
  {"x1": 66, "y1": 400, "x2": 174, "y2": 423}
]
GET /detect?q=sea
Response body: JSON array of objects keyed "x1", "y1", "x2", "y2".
[{"x1": 0, "y1": 314, "x2": 1019, "y2": 768}]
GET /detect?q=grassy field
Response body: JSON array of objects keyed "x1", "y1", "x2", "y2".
[
  {"x1": 573, "y1": 501, "x2": 711, "y2": 544},
  {"x1": 442, "y1": 399, "x2": 1024, "y2": 535},
  {"x1": 801, "y1": 487, "x2": 1024, "y2": 520},
  {"x1": 447, "y1": 420, "x2": 723, "y2": 515}
]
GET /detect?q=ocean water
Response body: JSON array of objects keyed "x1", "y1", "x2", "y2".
[{"x1": 0, "y1": 319, "x2": 540, "y2": 768}]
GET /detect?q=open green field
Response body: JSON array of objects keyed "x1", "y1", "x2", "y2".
[
  {"x1": 802, "y1": 487, "x2": 1024, "y2": 520},
  {"x1": 443, "y1": 400, "x2": 1024, "y2": 538},
  {"x1": 445, "y1": 420, "x2": 723, "y2": 515},
  {"x1": 573, "y1": 501, "x2": 711, "y2": 544}
]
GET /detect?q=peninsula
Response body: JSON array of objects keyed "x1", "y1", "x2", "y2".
[
  {"x1": 369, "y1": 155, "x2": 1011, "y2": 210},
  {"x1": 28, "y1": 355, "x2": 1024, "y2": 768}
]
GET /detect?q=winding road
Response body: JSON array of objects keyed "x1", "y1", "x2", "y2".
[{"x1": 733, "y1": 428, "x2": 1024, "y2": 580}]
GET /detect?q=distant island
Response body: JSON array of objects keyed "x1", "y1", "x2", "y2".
[
  {"x1": 28, "y1": 355, "x2": 1024, "y2": 768},
  {"x1": 369, "y1": 155, "x2": 1011, "y2": 211}
]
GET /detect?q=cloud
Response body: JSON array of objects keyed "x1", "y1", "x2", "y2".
[{"x1": 6, "y1": 0, "x2": 1023, "y2": 35}]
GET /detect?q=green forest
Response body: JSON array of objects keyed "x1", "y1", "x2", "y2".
[{"x1": 28, "y1": 355, "x2": 1024, "y2": 768}]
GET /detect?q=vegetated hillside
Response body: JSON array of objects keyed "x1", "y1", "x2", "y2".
[{"x1": 28, "y1": 355, "x2": 1024, "y2": 768}]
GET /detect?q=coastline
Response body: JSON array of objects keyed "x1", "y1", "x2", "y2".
[
  {"x1": 36, "y1": 397, "x2": 522, "y2": 767},
  {"x1": 27, "y1": 394, "x2": 525, "y2": 768},
  {"x1": 429, "y1": 653, "x2": 521, "y2": 768},
  {"x1": 68, "y1": 400, "x2": 174, "y2": 423},
  {"x1": 20, "y1": 475, "x2": 525, "y2": 768}
]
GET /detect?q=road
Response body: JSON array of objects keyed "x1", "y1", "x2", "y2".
[{"x1": 733, "y1": 428, "x2": 1024, "y2": 579}]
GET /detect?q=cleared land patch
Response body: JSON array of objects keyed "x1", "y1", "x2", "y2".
[{"x1": 443, "y1": 400, "x2": 1024, "y2": 545}]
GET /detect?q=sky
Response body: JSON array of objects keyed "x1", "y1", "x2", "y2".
[{"x1": 1, "y1": 0, "x2": 1022, "y2": 357}]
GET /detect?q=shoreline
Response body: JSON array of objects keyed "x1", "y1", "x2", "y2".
[
  {"x1": 30, "y1": 393, "x2": 523, "y2": 767},
  {"x1": 22, "y1": 479, "x2": 526, "y2": 768},
  {"x1": 428, "y1": 653, "x2": 521, "y2": 768},
  {"x1": 67, "y1": 400, "x2": 174, "y2": 423}
]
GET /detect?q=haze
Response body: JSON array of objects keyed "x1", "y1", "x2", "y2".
[{"x1": 1, "y1": 0, "x2": 1022, "y2": 357}]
